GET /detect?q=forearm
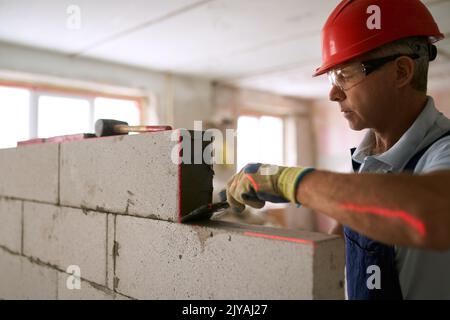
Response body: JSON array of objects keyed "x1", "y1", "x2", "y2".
[{"x1": 297, "y1": 170, "x2": 450, "y2": 250}]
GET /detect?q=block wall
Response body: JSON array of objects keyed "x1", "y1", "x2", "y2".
[{"x1": 0, "y1": 131, "x2": 344, "y2": 299}]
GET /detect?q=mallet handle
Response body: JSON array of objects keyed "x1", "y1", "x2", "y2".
[{"x1": 113, "y1": 125, "x2": 172, "y2": 134}]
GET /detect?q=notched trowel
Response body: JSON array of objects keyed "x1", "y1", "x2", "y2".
[{"x1": 181, "y1": 190, "x2": 230, "y2": 223}]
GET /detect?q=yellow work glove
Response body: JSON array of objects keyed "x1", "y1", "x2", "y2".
[{"x1": 226, "y1": 163, "x2": 315, "y2": 212}]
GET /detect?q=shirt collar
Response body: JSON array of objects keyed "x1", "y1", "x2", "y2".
[{"x1": 352, "y1": 96, "x2": 439, "y2": 171}]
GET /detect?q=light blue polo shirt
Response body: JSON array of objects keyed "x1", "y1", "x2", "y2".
[{"x1": 351, "y1": 96, "x2": 450, "y2": 299}]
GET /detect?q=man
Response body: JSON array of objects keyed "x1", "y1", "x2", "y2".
[{"x1": 226, "y1": 0, "x2": 450, "y2": 299}]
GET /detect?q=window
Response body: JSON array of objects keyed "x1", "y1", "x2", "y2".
[
  {"x1": 236, "y1": 115, "x2": 284, "y2": 172},
  {"x1": 0, "y1": 84, "x2": 142, "y2": 148},
  {"x1": 0, "y1": 87, "x2": 30, "y2": 149},
  {"x1": 38, "y1": 95, "x2": 91, "y2": 138}
]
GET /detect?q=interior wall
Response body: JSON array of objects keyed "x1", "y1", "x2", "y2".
[{"x1": 429, "y1": 88, "x2": 450, "y2": 118}]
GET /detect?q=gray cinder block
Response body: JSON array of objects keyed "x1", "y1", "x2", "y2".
[
  {"x1": 57, "y1": 272, "x2": 129, "y2": 300},
  {"x1": 0, "y1": 247, "x2": 57, "y2": 299},
  {"x1": 60, "y1": 130, "x2": 213, "y2": 222},
  {"x1": 0, "y1": 144, "x2": 59, "y2": 203},
  {"x1": 0, "y1": 198, "x2": 22, "y2": 253},
  {"x1": 114, "y1": 216, "x2": 345, "y2": 299},
  {"x1": 23, "y1": 202, "x2": 107, "y2": 285}
]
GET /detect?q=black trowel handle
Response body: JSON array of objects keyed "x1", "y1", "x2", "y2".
[
  {"x1": 181, "y1": 201, "x2": 229, "y2": 223},
  {"x1": 181, "y1": 189, "x2": 230, "y2": 223}
]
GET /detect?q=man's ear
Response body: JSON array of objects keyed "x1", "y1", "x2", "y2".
[{"x1": 395, "y1": 56, "x2": 415, "y2": 88}]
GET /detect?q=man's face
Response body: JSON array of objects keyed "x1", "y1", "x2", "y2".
[{"x1": 328, "y1": 59, "x2": 397, "y2": 131}]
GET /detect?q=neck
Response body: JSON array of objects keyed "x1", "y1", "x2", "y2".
[{"x1": 371, "y1": 93, "x2": 428, "y2": 155}]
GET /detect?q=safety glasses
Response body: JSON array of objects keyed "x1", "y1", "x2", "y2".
[{"x1": 327, "y1": 54, "x2": 420, "y2": 91}]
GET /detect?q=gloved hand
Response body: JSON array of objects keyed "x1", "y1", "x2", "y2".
[{"x1": 226, "y1": 163, "x2": 315, "y2": 212}]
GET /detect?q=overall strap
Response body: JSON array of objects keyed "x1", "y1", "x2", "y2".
[{"x1": 350, "y1": 148, "x2": 361, "y2": 173}]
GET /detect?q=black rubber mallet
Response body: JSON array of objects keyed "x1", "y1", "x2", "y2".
[{"x1": 95, "y1": 119, "x2": 172, "y2": 137}]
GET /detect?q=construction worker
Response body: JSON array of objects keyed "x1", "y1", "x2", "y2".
[{"x1": 226, "y1": 0, "x2": 450, "y2": 300}]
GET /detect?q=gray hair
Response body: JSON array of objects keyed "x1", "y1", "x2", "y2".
[{"x1": 363, "y1": 36, "x2": 431, "y2": 93}]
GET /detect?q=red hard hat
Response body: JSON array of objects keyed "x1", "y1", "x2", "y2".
[{"x1": 313, "y1": 0, "x2": 444, "y2": 77}]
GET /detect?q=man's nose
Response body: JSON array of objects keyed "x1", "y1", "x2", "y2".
[{"x1": 329, "y1": 85, "x2": 346, "y2": 102}]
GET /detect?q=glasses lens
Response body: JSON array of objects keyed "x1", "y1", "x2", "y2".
[
  {"x1": 328, "y1": 64, "x2": 365, "y2": 90},
  {"x1": 327, "y1": 72, "x2": 336, "y2": 87}
]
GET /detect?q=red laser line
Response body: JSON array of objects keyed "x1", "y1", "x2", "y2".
[
  {"x1": 244, "y1": 231, "x2": 315, "y2": 247},
  {"x1": 177, "y1": 130, "x2": 182, "y2": 223},
  {"x1": 245, "y1": 174, "x2": 260, "y2": 192},
  {"x1": 341, "y1": 203, "x2": 426, "y2": 237}
]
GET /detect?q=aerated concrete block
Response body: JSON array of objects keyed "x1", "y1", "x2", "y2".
[
  {"x1": 23, "y1": 202, "x2": 107, "y2": 285},
  {"x1": 0, "y1": 247, "x2": 57, "y2": 299},
  {"x1": 60, "y1": 130, "x2": 213, "y2": 222},
  {"x1": 114, "y1": 216, "x2": 345, "y2": 300},
  {"x1": 57, "y1": 272, "x2": 129, "y2": 300},
  {"x1": 106, "y1": 213, "x2": 119, "y2": 290},
  {"x1": 0, "y1": 198, "x2": 22, "y2": 253},
  {"x1": 0, "y1": 144, "x2": 59, "y2": 203}
]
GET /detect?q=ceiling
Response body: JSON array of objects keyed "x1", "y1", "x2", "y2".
[{"x1": 0, "y1": 0, "x2": 449, "y2": 99}]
